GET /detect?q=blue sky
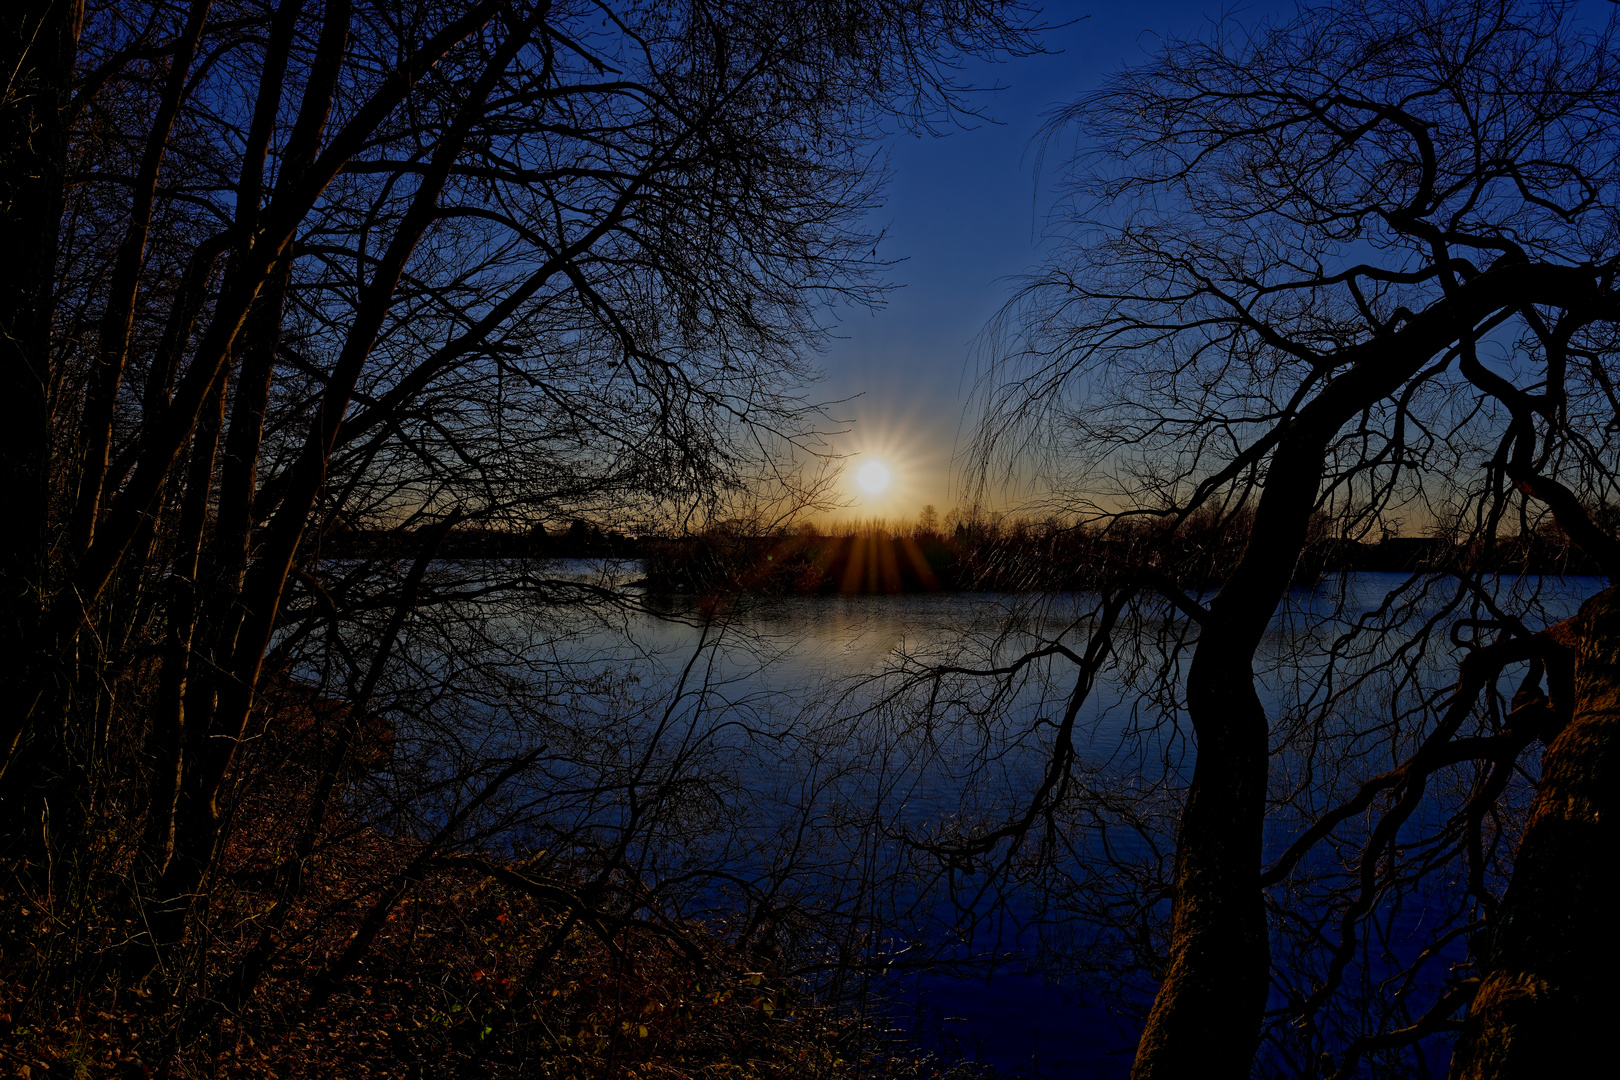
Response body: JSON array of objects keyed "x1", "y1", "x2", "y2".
[{"x1": 818, "y1": 1, "x2": 1293, "y2": 521}]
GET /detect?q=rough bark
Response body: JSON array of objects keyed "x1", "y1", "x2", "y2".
[
  {"x1": 1131, "y1": 446, "x2": 1318, "y2": 1076},
  {"x1": 1450, "y1": 586, "x2": 1620, "y2": 1078},
  {"x1": 1133, "y1": 657, "x2": 1273, "y2": 1076}
]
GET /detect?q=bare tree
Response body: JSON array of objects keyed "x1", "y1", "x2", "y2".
[
  {"x1": 966, "y1": 1, "x2": 1620, "y2": 1076},
  {"x1": 0, "y1": 0, "x2": 1044, "y2": 1061}
]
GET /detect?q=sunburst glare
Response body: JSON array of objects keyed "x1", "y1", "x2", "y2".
[
  {"x1": 856, "y1": 460, "x2": 892, "y2": 494},
  {"x1": 832, "y1": 410, "x2": 945, "y2": 521}
]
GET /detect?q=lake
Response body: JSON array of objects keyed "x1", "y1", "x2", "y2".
[{"x1": 417, "y1": 565, "x2": 1607, "y2": 1078}]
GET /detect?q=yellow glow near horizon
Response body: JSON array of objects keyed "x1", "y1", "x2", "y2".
[
  {"x1": 856, "y1": 460, "x2": 892, "y2": 495},
  {"x1": 825, "y1": 412, "x2": 943, "y2": 521}
]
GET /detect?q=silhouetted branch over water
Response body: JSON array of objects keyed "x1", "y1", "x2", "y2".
[{"x1": 0, "y1": 0, "x2": 1045, "y2": 1075}]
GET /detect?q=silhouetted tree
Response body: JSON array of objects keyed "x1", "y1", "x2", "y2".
[
  {"x1": 963, "y1": 2, "x2": 1620, "y2": 1076},
  {"x1": 0, "y1": 0, "x2": 1041, "y2": 1064}
]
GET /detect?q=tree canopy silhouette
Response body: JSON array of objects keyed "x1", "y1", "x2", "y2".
[
  {"x1": 0, "y1": 0, "x2": 1041, "y2": 1069},
  {"x1": 967, "y1": 1, "x2": 1620, "y2": 1075}
]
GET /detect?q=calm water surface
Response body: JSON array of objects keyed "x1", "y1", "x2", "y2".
[{"x1": 510, "y1": 567, "x2": 1607, "y2": 1077}]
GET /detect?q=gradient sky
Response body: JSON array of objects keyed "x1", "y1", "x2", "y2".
[{"x1": 818, "y1": 1, "x2": 1293, "y2": 522}]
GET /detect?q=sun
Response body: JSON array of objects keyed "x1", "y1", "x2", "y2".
[{"x1": 855, "y1": 460, "x2": 892, "y2": 495}]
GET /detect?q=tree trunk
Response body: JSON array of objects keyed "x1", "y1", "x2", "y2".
[
  {"x1": 0, "y1": 0, "x2": 80, "y2": 845},
  {"x1": 1123, "y1": 264, "x2": 1590, "y2": 1077},
  {"x1": 0, "y1": 0, "x2": 71, "y2": 546},
  {"x1": 1450, "y1": 586, "x2": 1620, "y2": 1078},
  {"x1": 137, "y1": 369, "x2": 227, "y2": 882},
  {"x1": 1130, "y1": 419, "x2": 1332, "y2": 1077},
  {"x1": 1132, "y1": 654, "x2": 1272, "y2": 1076},
  {"x1": 71, "y1": 0, "x2": 210, "y2": 553}
]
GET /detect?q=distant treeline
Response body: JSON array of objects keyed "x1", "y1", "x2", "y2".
[
  {"x1": 325, "y1": 508, "x2": 1607, "y2": 594},
  {"x1": 642, "y1": 513, "x2": 1606, "y2": 595},
  {"x1": 324, "y1": 518, "x2": 641, "y2": 559}
]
